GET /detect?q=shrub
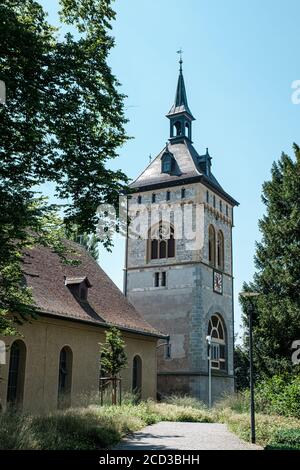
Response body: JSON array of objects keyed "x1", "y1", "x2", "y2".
[
  {"x1": 265, "y1": 428, "x2": 300, "y2": 450},
  {"x1": 163, "y1": 394, "x2": 207, "y2": 410}
]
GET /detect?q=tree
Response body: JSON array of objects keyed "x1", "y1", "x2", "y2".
[
  {"x1": 240, "y1": 144, "x2": 300, "y2": 378},
  {"x1": 0, "y1": 0, "x2": 129, "y2": 334},
  {"x1": 234, "y1": 344, "x2": 250, "y2": 391},
  {"x1": 99, "y1": 326, "x2": 127, "y2": 405},
  {"x1": 66, "y1": 227, "x2": 100, "y2": 261}
]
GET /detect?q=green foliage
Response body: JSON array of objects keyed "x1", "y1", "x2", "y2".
[
  {"x1": 164, "y1": 394, "x2": 207, "y2": 410},
  {"x1": 234, "y1": 344, "x2": 250, "y2": 391},
  {"x1": 217, "y1": 407, "x2": 300, "y2": 448},
  {"x1": 0, "y1": 0, "x2": 129, "y2": 334},
  {"x1": 219, "y1": 374, "x2": 300, "y2": 418},
  {"x1": 100, "y1": 327, "x2": 127, "y2": 378},
  {"x1": 66, "y1": 226, "x2": 99, "y2": 261},
  {"x1": 265, "y1": 428, "x2": 300, "y2": 450},
  {"x1": 240, "y1": 144, "x2": 300, "y2": 377},
  {"x1": 0, "y1": 397, "x2": 299, "y2": 449},
  {"x1": 255, "y1": 374, "x2": 300, "y2": 418}
]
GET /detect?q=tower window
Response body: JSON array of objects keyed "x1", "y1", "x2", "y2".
[
  {"x1": 206, "y1": 190, "x2": 209, "y2": 203},
  {"x1": 226, "y1": 205, "x2": 228, "y2": 216},
  {"x1": 154, "y1": 272, "x2": 167, "y2": 287},
  {"x1": 217, "y1": 230, "x2": 224, "y2": 271},
  {"x1": 181, "y1": 188, "x2": 186, "y2": 199},
  {"x1": 174, "y1": 121, "x2": 182, "y2": 136},
  {"x1": 208, "y1": 314, "x2": 226, "y2": 371},
  {"x1": 162, "y1": 155, "x2": 172, "y2": 173},
  {"x1": 208, "y1": 225, "x2": 216, "y2": 267},
  {"x1": 159, "y1": 240, "x2": 167, "y2": 258},
  {"x1": 152, "y1": 193, "x2": 156, "y2": 203},
  {"x1": 166, "y1": 191, "x2": 170, "y2": 201},
  {"x1": 149, "y1": 224, "x2": 175, "y2": 260},
  {"x1": 213, "y1": 195, "x2": 216, "y2": 208},
  {"x1": 185, "y1": 122, "x2": 190, "y2": 138},
  {"x1": 137, "y1": 195, "x2": 142, "y2": 204},
  {"x1": 219, "y1": 200, "x2": 222, "y2": 213}
]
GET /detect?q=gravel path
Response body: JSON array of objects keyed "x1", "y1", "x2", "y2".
[{"x1": 115, "y1": 422, "x2": 262, "y2": 450}]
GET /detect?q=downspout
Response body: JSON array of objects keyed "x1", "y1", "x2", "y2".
[{"x1": 123, "y1": 194, "x2": 129, "y2": 296}]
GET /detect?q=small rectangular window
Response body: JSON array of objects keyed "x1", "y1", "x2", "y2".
[
  {"x1": 226, "y1": 205, "x2": 228, "y2": 216},
  {"x1": 181, "y1": 188, "x2": 185, "y2": 199},
  {"x1": 161, "y1": 272, "x2": 166, "y2": 287},
  {"x1": 137, "y1": 195, "x2": 142, "y2": 204},
  {"x1": 152, "y1": 193, "x2": 156, "y2": 203},
  {"x1": 213, "y1": 195, "x2": 216, "y2": 208},
  {"x1": 165, "y1": 343, "x2": 171, "y2": 359},
  {"x1": 206, "y1": 190, "x2": 209, "y2": 203},
  {"x1": 166, "y1": 191, "x2": 170, "y2": 201},
  {"x1": 154, "y1": 272, "x2": 159, "y2": 287},
  {"x1": 219, "y1": 200, "x2": 222, "y2": 212}
]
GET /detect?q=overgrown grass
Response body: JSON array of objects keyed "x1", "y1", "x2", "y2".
[
  {"x1": 1, "y1": 392, "x2": 299, "y2": 449},
  {"x1": 0, "y1": 400, "x2": 212, "y2": 450}
]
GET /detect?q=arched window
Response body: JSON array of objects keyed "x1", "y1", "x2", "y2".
[
  {"x1": 185, "y1": 122, "x2": 190, "y2": 137},
  {"x1": 174, "y1": 121, "x2": 182, "y2": 136},
  {"x1": 208, "y1": 314, "x2": 226, "y2": 370},
  {"x1": 132, "y1": 355, "x2": 142, "y2": 400},
  {"x1": 149, "y1": 223, "x2": 175, "y2": 260},
  {"x1": 217, "y1": 230, "x2": 224, "y2": 271},
  {"x1": 58, "y1": 346, "x2": 73, "y2": 409},
  {"x1": 7, "y1": 340, "x2": 26, "y2": 408},
  {"x1": 208, "y1": 225, "x2": 216, "y2": 266}
]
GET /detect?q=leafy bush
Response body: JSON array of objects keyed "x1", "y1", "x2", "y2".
[
  {"x1": 218, "y1": 374, "x2": 300, "y2": 418},
  {"x1": 265, "y1": 428, "x2": 300, "y2": 450},
  {"x1": 255, "y1": 375, "x2": 300, "y2": 418}
]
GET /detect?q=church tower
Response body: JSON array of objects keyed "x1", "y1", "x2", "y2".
[{"x1": 124, "y1": 58, "x2": 239, "y2": 402}]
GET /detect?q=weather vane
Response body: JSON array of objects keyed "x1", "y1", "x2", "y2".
[{"x1": 177, "y1": 48, "x2": 183, "y2": 71}]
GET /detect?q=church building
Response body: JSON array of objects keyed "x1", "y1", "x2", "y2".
[{"x1": 124, "y1": 57, "x2": 239, "y2": 403}]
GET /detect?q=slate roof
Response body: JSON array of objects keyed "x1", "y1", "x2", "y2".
[
  {"x1": 166, "y1": 66, "x2": 195, "y2": 119},
  {"x1": 22, "y1": 242, "x2": 165, "y2": 338},
  {"x1": 130, "y1": 140, "x2": 238, "y2": 206}
]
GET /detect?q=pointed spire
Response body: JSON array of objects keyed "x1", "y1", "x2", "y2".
[{"x1": 167, "y1": 53, "x2": 195, "y2": 119}]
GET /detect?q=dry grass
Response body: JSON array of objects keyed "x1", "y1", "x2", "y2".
[{"x1": 1, "y1": 394, "x2": 299, "y2": 449}]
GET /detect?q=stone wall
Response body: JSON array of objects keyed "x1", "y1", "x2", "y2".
[{"x1": 126, "y1": 181, "x2": 235, "y2": 400}]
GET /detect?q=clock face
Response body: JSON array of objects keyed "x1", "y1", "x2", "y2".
[{"x1": 213, "y1": 271, "x2": 223, "y2": 294}]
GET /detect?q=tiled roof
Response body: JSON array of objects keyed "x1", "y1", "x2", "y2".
[
  {"x1": 130, "y1": 140, "x2": 238, "y2": 206},
  {"x1": 22, "y1": 242, "x2": 165, "y2": 337}
]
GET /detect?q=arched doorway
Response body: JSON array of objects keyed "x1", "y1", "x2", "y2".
[
  {"x1": 132, "y1": 355, "x2": 142, "y2": 400},
  {"x1": 6, "y1": 340, "x2": 26, "y2": 408},
  {"x1": 57, "y1": 346, "x2": 73, "y2": 408}
]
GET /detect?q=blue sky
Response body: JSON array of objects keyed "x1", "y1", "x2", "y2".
[{"x1": 40, "y1": 0, "x2": 300, "y2": 339}]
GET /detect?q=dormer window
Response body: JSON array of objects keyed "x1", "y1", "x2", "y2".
[
  {"x1": 161, "y1": 151, "x2": 174, "y2": 174},
  {"x1": 65, "y1": 276, "x2": 92, "y2": 301},
  {"x1": 162, "y1": 155, "x2": 172, "y2": 173}
]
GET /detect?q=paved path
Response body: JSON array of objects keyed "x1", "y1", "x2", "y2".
[{"x1": 115, "y1": 422, "x2": 262, "y2": 450}]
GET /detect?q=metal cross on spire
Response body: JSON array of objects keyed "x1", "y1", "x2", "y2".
[{"x1": 177, "y1": 48, "x2": 183, "y2": 72}]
